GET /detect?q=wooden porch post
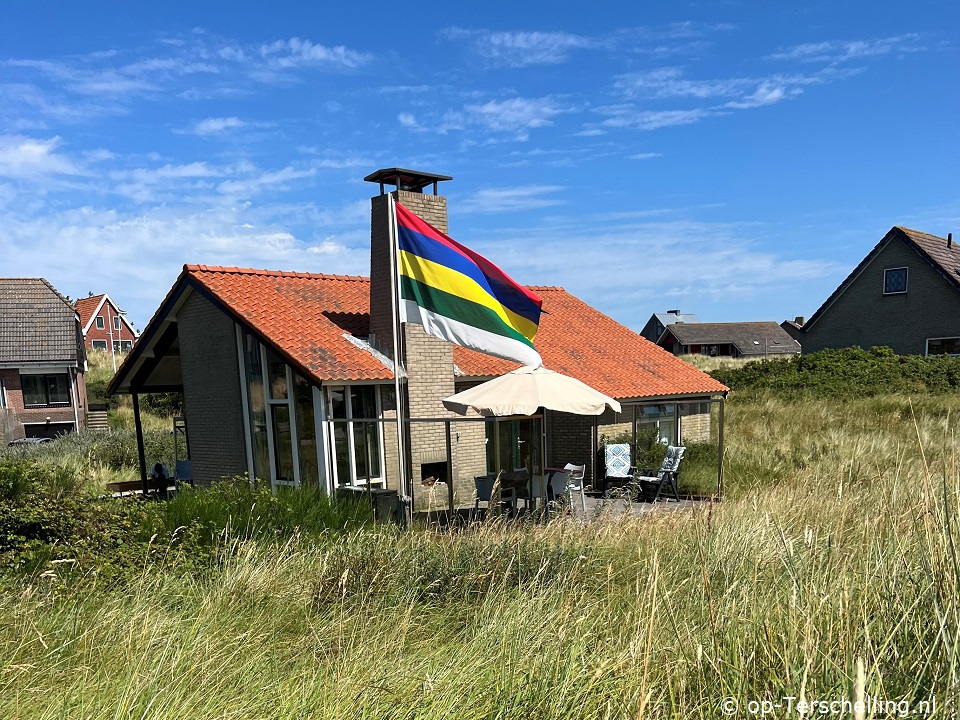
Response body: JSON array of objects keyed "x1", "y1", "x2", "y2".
[{"x1": 133, "y1": 392, "x2": 148, "y2": 495}]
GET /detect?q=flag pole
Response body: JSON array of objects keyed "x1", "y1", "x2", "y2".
[{"x1": 387, "y1": 193, "x2": 411, "y2": 525}]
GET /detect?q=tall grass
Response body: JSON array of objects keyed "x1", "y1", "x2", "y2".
[{"x1": 1, "y1": 393, "x2": 959, "y2": 717}]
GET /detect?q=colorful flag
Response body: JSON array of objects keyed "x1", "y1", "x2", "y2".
[{"x1": 394, "y1": 200, "x2": 543, "y2": 367}]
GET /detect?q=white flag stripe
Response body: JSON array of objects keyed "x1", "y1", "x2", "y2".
[{"x1": 400, "y1": 299, "x2": 543, "y2": 368}]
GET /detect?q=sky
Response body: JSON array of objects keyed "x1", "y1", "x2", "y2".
[{"x1": 1, "y1": 1, "x2": 957, "y2": 334}]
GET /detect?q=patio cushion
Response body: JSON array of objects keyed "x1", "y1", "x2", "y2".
[{"x1": 604, "y1": 443, "x2": 632, "y2": 478}]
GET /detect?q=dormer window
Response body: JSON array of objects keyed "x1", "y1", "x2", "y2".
[{"x1": 883, "y1": 267, "x2": 907, "y2": 295}]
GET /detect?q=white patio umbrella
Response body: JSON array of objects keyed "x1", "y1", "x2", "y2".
[
  {"x1": 442, "y1": 366, "x2": 620, "y2": 516},
  {"x1": 442, "y1": 365, "x2": 621, "y2": 417}
]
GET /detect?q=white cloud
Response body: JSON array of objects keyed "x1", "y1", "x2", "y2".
[
  {"x1": 258, "y1": 37, "x2": 371, "y2": 69},
  {"x1": 725, "y1": 81, "x2": 801, "y2": 109},
  {"x1": 769, "y1": 34, "x2": 923, "y2": 63},
  {"x1": 463, "y1": 97, "x2": 570, "y2": 135},
  {"x1": 616, "y1": 67, "x2": 751, "y2": 99},
  {"x1": 459, "y1": 185, "x2": 565, "y2": 213},
  {"x1": 628, "y1": 152, "x2": 663, "y2": 160},
  {"x1": 217, "y1": 165, "x2": 316, "y2": 197},
  {"x1": 0, "y1": 135, "x2": 82, "y2": 178},
  {"x1": 184, "y1": 116, "x2": 248, "y2": 136},
  {"x1": 397, "y1": 112, "x2": 419, "y2": 128},
  {"x1": 444, "y1": 28, "x2": 595, "y2": 67},
  {"x1": 600, "y1": 108, "x2": 713, "y2": 131}
]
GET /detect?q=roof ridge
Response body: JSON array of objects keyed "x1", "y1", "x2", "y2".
[
  {"x1": 527, "y1": 285, "x2": 564, "y2": 292},
  {"x1": 185, "y1": 264, "x2": 370, "y2": 282},
  {"x1": 895, "y1": 225, "x2": 946, "y2": 241}
]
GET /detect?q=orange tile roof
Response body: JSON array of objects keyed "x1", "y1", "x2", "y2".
[
  {"x1": 182, "y1": 265, "x2": 726, "y2": 399},
  {"x1": 74, "y1": 294, "x2": 105, "y2": 327},
  {"x1": 186, "y1": 265, "x2": 393, "y2": 382},
  {"x1": 453, "y1": 287, "x2": 727, "y2": 399}
]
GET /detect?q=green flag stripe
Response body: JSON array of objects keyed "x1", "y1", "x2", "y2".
[{"x1": 400, "y1": 276, "x2": 535, "y2": 349}]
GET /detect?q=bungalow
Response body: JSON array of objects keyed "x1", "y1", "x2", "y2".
[
  {"x1": 109, "y1": 169, "x2": 727, "y2": 507},
  {"x1": 657, "y1": 321, "x2": 801, "y2": 358}
]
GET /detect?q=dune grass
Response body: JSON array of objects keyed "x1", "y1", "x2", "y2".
[{"x1": 1, "y1": 392, "x2": 959, "y2": 718}]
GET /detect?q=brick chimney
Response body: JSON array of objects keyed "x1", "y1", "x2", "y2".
[{"x1": 365, "y1": 168, "x2": 477, "y2": 510}]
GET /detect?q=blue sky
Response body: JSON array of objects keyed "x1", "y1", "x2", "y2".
[{"x1": 1, "y1": 1, "x2": 957, "y2": 333}]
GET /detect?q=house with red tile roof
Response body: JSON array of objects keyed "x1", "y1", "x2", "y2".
[
  {"x1": 75, "y1": 293, "x2": 139, "y2": 354},
  {"x1": 796, "y1": 227, "x2": 960, "y2": 355},
  {"x1": 110, "y1": 170, "x2": 727, "y2": 505}
]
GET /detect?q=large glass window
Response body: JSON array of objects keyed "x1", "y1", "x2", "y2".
[
  {"x1": 243, "y1": 333, "x2": 269, "y2": 483},
  {"x1": 294, "y1": 375, "x2": 319, "y2": 486},
  {"x1": 271, "y1": 404, "x2": 295, "y2": 482},
  {"x1": 327, "y1": 386, "x2": 383, "y2": 487},
  {"x1": 21, "y1": 373, "x2": 70, "y2": 406},
  {"x1": 351, "y1": 386, "x2": 380, "y2": 481}
]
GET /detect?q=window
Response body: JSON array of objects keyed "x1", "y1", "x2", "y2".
[
  {"x1": 120, "y1": 340, "x2": 133, "y2": 352},
  {"x1": 96, "y1": 316, "x2": 104, "y2": 329},
  {"x1": 883, "y1": 267, "x2": 908, "y2": 295},
  {"x1": 113, "y1": 341, "x2": 121, "y2": 353},
  {"x1": 92, "y1": 340, "x2": 108, "y2": 350},
  {"x1": 327, "y1": 385, "x2": 383, "y2": 487},
  {"x1": 927, "y1": 337, "x2": 960, "y2": 356},
  {"x1": 113, "y1": 315, "x2": 121, "y2": 330},
  {"x1": 21, "y1": 373, "x2": 71, "y2": 406}
]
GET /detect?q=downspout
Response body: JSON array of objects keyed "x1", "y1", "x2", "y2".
[{"x1": 70, "y1": 367, "x2": 80, "y2": 433}]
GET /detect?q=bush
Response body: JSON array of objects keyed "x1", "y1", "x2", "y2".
[{"x1": 712, "y1": 346, "x2": 960, "y2": 398}]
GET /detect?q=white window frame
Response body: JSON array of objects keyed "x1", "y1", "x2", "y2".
[
  {"x1": 95, "y1": 316, "x2": 104, "y2": 329},
  {"x1": 113, "y1": 315, "x2": 121, "y2": 330},
  {"x1": 325, "y1": 385, "x2": 385, "y2": 489},
  {"x1": 882, "y1": 267, "x2": 908, "y2": 295},
  {"x1": 926, "y1": 336, "x2": 960, "y2": 357},
  {"x1": 92, "y1": 339, "x2": 108, "y2": 350}
]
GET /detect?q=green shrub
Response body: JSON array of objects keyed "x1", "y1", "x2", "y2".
[{"x1": 712, "y1": 346, "x2": 960, "y2": 398}]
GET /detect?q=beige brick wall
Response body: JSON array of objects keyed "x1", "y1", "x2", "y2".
[
  {"x1": 369, "y1": 188, "x2": 472, "y2": 509},
  {"x1": 178, "y1": 292, "x2": 247, "y2": 486}
]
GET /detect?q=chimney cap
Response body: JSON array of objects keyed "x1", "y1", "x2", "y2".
[{"x1": 364, "y1": 167, "x2": 453, "y2": 194}]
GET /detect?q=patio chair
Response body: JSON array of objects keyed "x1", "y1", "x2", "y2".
[
  {"x1": 501, "y1": 468, "x2": 531, "y2": 515},
  {"x1": 602, "y1": 443, "x2": 634, "y2": 495},
  {"x1": 562, "y1": 463, "x2": 587, "y2": 513},
  {"x1": 473, "y1": 471, "x2": 516, "y2": 520},
  {"x1": 635, "y1": 446, "x2": 686, "y2": 502}
]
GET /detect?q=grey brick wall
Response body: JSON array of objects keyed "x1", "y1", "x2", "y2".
[
  {"x1": 804, "y1": 237, "x2": 960, "y2": 354},
  {"x1": 178, "y1": 291, "x2": 247, "y2": 486}
]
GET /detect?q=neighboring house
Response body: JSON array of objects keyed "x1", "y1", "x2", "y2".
[
  {"x1": 75, "y1": 293, "x2": 139, "y2": 353},
  {"x1": 0, "y1": 278, "x2": 87, "y2": 441},
  {"x1": 639, "y1": 310, "x2": 700, "y2": 344},
  {"x1": 799, "y1": 227, "x2": 960, "y2": 355},
  {"x1": 109, "y1": 169, "x2": 727, "y2": 505},
  {"x1": 780, "y1": 317, "x2": 805, "y2": 344},
  {"x1": 658, "y1": 321, "x2": 801, "y2": 358}
]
